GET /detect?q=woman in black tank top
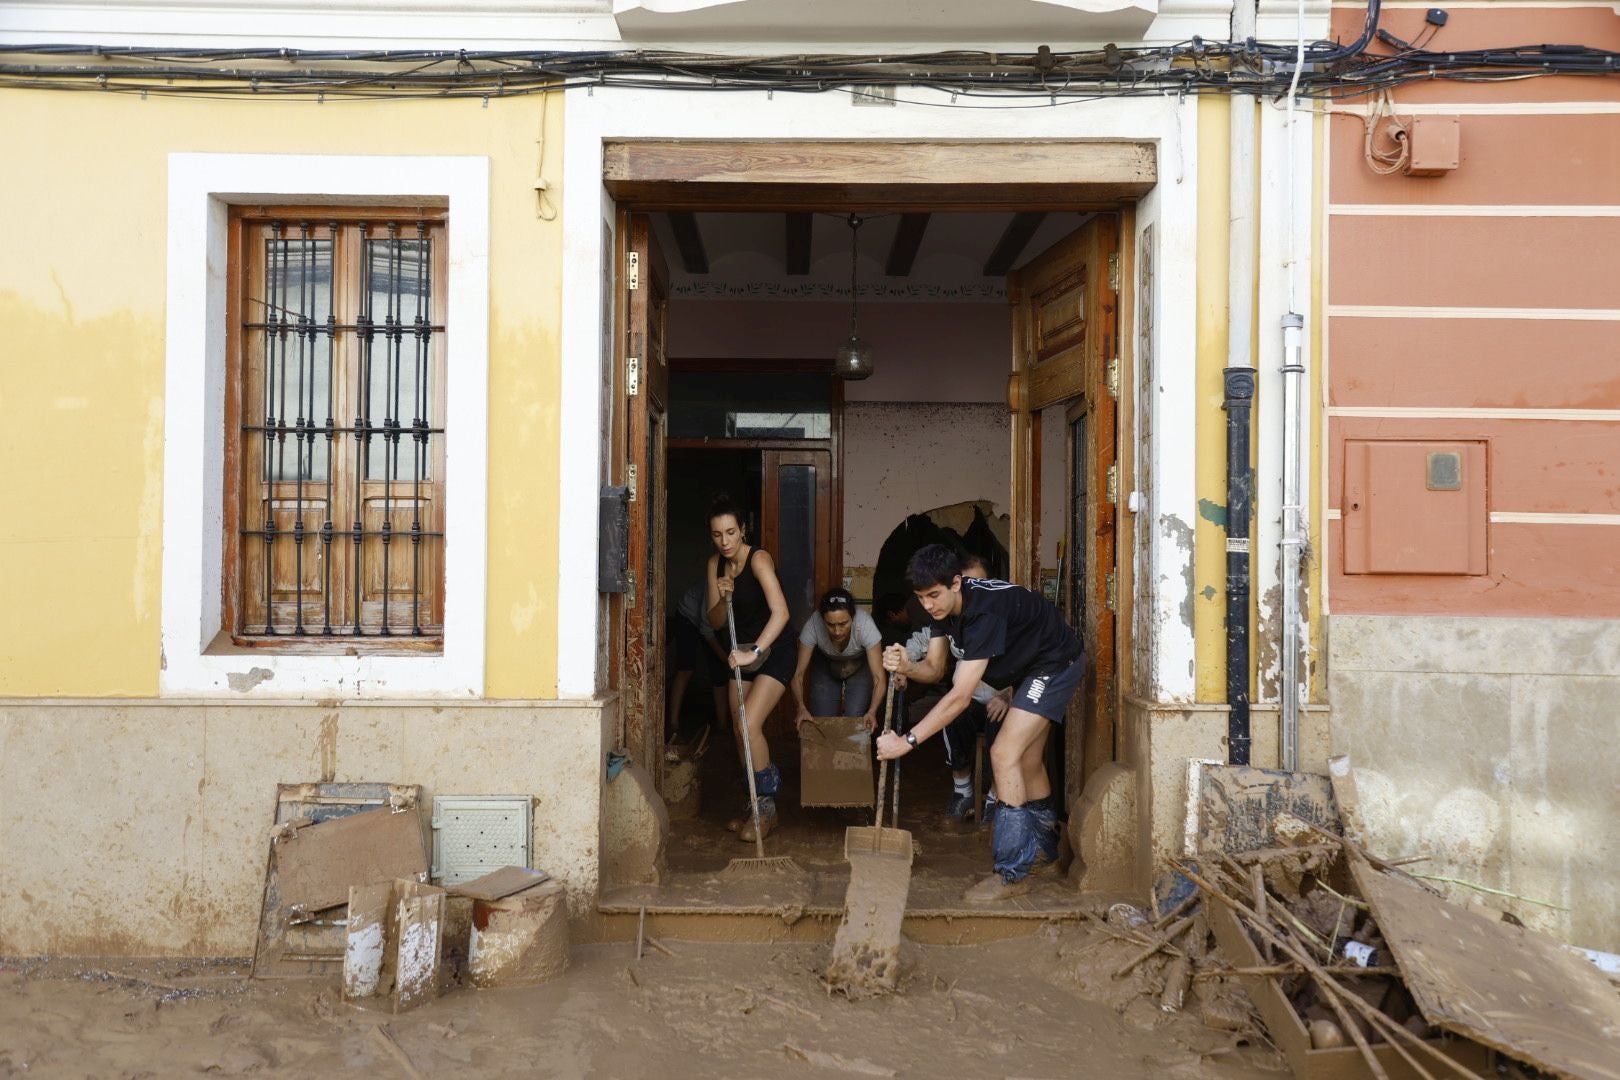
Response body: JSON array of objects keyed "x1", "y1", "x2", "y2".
[{"x1": 704, "y1": 494, "x2": 794, "y2": 842}]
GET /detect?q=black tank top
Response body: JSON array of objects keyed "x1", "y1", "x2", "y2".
[{"x1": 728, "y1": 547, "x2": 771, "y2": 642}]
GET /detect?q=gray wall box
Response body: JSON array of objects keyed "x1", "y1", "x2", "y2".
[{"x1": 432, "y1": 796, "x2": 533, "y2": 885}]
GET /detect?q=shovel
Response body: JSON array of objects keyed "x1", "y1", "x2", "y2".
[{"x1": 825, "y1": 678, "x2": 913, "y2": 996}]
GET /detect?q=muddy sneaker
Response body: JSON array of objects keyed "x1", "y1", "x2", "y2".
[
  {"x1": 945, "y1": 792, "x2": 977, "y2": 823},
  {"x1": 726, "y1": 803, "x2": 753, "y2": 833},
  {"x1": 1029, "y1": 855, "x2": 1062, "y2": 878},
  {"x1": 962, "y1": 873, "x2": 1032, "y2": 904},
  {"x1": 738, "y1": 798, "x2": 778, "y2": 844}
]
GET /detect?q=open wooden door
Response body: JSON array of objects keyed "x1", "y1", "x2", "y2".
[
  {"x1": 1006, "y1": 214, "x2": 1121, "y2": 797},
  {"x1": 622, "y1": 214, "x2": 670, "y2": 777}
]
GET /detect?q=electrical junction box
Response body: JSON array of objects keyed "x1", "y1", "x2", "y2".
[
  {"x1": 1405, "y1": 115, "x2": 1461, "y2": 176},
  {"x1": 1343, "y1": 440, "x2": 1487, "y2": 575},
  {"x1": 431, "y1": 795, "x2": 532, "y2": 885}
]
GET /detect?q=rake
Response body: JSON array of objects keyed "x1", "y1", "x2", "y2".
[{"x1": 718, "y1": 592, "x2": 805, "y2": 879}]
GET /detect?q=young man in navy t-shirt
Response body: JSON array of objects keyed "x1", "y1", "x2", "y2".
[{"x1": 878, "y1": 544, "x2": 1086, "y2": 902}]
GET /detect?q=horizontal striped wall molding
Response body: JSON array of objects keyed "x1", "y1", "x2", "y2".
[
  {"x1": 1327, "y1": 508, "x2": 1620, "y2": 526},
  {"x1": 1327, "y1": 405, "x2": 1620, "y2": 422},
  {"x1": 1328, "y1": 102, "x2": 1620, "y2": 116},
  {"x1": 1332, "y1": 204, "x2": 1620, "y2": 217},
  {"x1": 1328, "y1": 305, "x2": 1620, "y2": 321}
]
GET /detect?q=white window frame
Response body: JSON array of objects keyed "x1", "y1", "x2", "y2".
[{"x1": 161, "y1": 153, "x2": 489, "y2": 697}]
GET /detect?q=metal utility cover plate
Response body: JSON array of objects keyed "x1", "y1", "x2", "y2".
[{"x1": 432, "y1": 796, "x2": 532, "y2": 885}]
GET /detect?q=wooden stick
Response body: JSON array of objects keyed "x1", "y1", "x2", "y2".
[
  {"x1": 369, "y1": 1026, "x2": 426, "y2": 1080},
  {"x1": 1180, "y1": 863, "x2": 1485, "y2": 1080},
  {"x1": 1112, "y1": 915, "x2": 1195, "y2": 979},
  {"x1": 1195, "y1": 964, "x2": 1402, "y2": 979},
  {"x1": 1250, "y1": 865, "x2": 1272, "y2": 963},
  {"x1": 644, "y1": 935, "x2": 677, "y2": 958},
  {"x1": 636, "y1": 904, "x2": 647, "y2": 962},
  {"x1": 1313, "y1": 877, "x2": 1371, "y2": 912},
  {"x1": 1152, "y1": 892, "x2": 1197, "y2": 931},
  {"x1": 1357, "y1": 1004, "x2": 1441, "y2": 1080},
  {"x1": 734, "y1": 984, "x2": 821, "y2": 1021}
]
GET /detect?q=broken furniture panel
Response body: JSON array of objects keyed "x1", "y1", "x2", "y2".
[
  {"x1": 1351, "y1": 853, "x2": 1620, "y2": 1080},
  {"x1": 342, "y1": 879, "x2": 450, "y2": 1012},
  {"x1": 252, "y1": 782, "x2": 426, "y2": 979},
  {"x1": 800, "y1": 716, "x2": 875, "y2": 809},
  {"x1": 276, "y1": 804, "x2": 429, "y2": 917}
]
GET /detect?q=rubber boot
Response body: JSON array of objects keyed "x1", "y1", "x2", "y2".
[
  {"x1": 737, "y1": 763, "x2": 781, "y2": 843},
  {"x1": 738, "y1": 796, "x2": 778, "y2": 844}
]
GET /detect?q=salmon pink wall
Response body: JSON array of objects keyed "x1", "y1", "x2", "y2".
[{"x1": 1326, "y1": 4, "x2": 1620, "y2": 618}]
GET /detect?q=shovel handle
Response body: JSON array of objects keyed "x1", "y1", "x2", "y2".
[{"x1": 873, "y1": 675, "x2": 900, "y2": 844}]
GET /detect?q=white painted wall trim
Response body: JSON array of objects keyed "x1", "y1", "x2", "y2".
[
  {"x1": 1328, "y1": 305, "x2": 1620, "y2": 321},
  {"x1": 1491, "y1": 512, "x2": 1620, "y2": 526},
  {"x1": 561, "y1": 89, "x2": 1207, "y2": 701},
  {"x1": 0, "y1": 1, "x2": 621, "y2": 49},
  {"x1": 161, "y1": 152, "x2": 490, "y2": 698},
  {"x1": 1328, "y1": 102, "x2": 1620, "y2": 116},
  {"x1": 1331, "y1": 205, "x2": 1620, "y2": 217},
  {"x1": 1255, "y1": 91, "x2": 1318, "y2": 703},
  {"x1": 1328, "y1": 405, "x2": 1620, "y2": 421}
]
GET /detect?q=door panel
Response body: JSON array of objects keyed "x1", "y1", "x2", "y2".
[
  {"x1": 623, "y1": 214, "x2": 669, "y2": 775},
  {"x1": 1007, "y1": 215, "x2": 1121, "y2": 794},
  {"x1": 761, "y1": 449, "x2": 833, "y2": 730},
  {"x1": 761, "y1": 450, "x2": 833, "y2": 629}
]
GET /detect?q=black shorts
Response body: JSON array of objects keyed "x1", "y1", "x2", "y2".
[
  {"x1": 734, "y1": 636, "x2": 798, "y2": 688},
  {"x1": 1011, "y1": 655, "x2": 1085, "y2": 723}
]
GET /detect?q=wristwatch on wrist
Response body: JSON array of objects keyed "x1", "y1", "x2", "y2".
[{"x1": 904, "y1": 731, "x2": 919, "y2": 748}]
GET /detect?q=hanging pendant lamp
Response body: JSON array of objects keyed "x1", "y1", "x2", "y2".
[{"x1": 833, "y1": 214, "x2": 876, "y2": 381}]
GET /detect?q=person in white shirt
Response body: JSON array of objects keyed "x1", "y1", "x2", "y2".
[{"x1": 790, "y1": 588, "x2": 886, "y2": 733}]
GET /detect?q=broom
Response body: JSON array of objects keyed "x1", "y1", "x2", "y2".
[{"x1": 718, "y1": 592, "x2": 804, "y2": 878}]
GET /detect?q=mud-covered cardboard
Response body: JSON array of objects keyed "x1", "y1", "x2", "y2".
[{"x1": 800, "y1": 716, "x2": 874, "y2": 808}]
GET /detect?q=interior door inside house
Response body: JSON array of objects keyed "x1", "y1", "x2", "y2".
[
  {"x1": 622, "y1": 213, "x2": 670, "y2": 776},
  {"x1": 1007, "y1": 213, "x2": 1121, "y2": 801}
]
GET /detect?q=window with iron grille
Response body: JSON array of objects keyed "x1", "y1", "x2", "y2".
[{"x1": 228, "y1": 208, "x2": 447, "y2": 646}]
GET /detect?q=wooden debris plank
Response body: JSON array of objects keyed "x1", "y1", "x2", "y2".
[
  {"x1": 449, "y1": 866, "x2": 550, "y2": 902},
  {"x1": 1351, "y1": 852, "x2": 1620, "y2": 1080},
  {"x1": 275, "y1": 805, "x2": 428, "y2": 915}
]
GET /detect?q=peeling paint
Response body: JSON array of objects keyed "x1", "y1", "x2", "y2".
[
  {"x1": 226, "y1": 667, "x2": 275, "y2": 693},
  {"x1": 1159, "y1": 514, "x2": 1196, "y2": 634},
  {"x1": 1197, "y1": 498, "x2": 1227, "y2": 527}
]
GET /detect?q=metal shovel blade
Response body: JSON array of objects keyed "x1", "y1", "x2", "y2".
[{"x1": 825, "y1": 824, "x2": 914, "y2": 997}]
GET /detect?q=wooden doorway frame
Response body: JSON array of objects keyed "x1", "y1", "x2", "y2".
[{"x1": 604, "y1": 140, "x2": 1153, "y2": 792}]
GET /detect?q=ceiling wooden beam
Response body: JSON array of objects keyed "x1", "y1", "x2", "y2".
[
  {"x1": 785, "y1": 213, "x2": 812, "y2": 276},
  {"x1": 603, "y1": 140, "x2": 1157, "y2": 211},
  {"x1": 884, "y1": 213, "x2": 931, "y2": 277},
  {"x1": 982, "y1": 212, "x2": 1047, "y2": 277},
  {"x1": 667, "y1": 212, "x2": 709, "y2": 274}
]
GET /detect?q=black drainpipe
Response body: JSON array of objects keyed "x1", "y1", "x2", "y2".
[{"x1": 1223, "y1": 367, "x2": 1256, "y2": 766}]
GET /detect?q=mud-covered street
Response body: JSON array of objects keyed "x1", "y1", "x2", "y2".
[{"x1": 1, "y1": 928, "x2": 1285, "y2": 1079}]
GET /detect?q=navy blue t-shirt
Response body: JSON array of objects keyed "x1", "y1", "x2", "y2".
[{"x1": 930, "y1": 578, "x2": 1081, "y2": 689}]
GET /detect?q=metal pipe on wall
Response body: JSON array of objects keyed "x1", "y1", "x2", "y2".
[
  {"x1": 1224, "y1": 0, "x2": 1258, "y2": 767},
  {"x1": 1280, "y1": 313, "x2": 1305, "y2": 771}
]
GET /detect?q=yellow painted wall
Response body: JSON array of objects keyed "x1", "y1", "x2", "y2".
[
  {"x1": 1193, "y1": 94, "x2": 1231, "y2": 702},
  {"x1": 0, "y1": 90, "x2": 564, "y2": 698}
]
